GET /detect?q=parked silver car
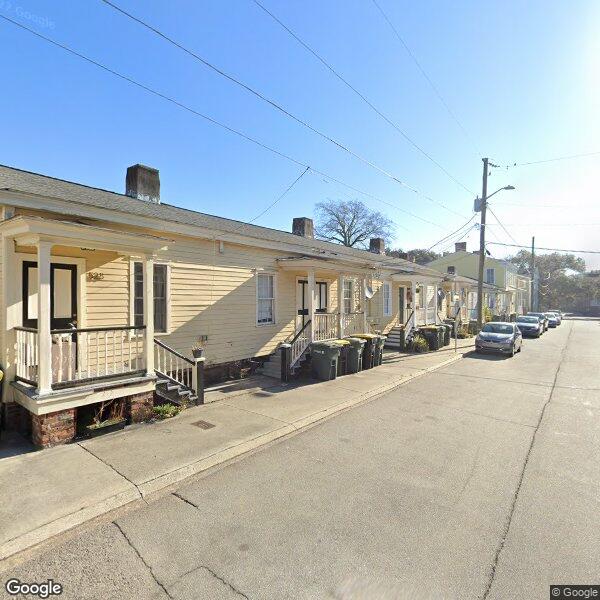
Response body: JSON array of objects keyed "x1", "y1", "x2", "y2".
[
  {"x1": 528, "y1": 312, "x2": 549, "y2": 331},
  {"x1": 475, "y1": 322, "x2": 523, "y2": 357},
  {"x1": 544, "y1": 312, "x2": 559, "y2": 328},
  {"x1": 516, "y1": 315, "x2": 543, "y2": 337},
  {"x1": 547, "y1": 311, "x2": 562, "y2": 325}
]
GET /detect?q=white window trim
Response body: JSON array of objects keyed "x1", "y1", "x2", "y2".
[
  {"x1": 256, "y1": 272, "x2": 277, "y2": 327},
  {"x1": 382, "y1": 281, "x2": 392, "y2": 317},
  {"x1": 129, "y1": 259, "x2": 171, "y2": 336},
  {"x1": 486, "y1": 268, "x2": 496, "y2": 285},
  {"x1": 343, "y1": 279, "x2": 354, "y2": 314}
]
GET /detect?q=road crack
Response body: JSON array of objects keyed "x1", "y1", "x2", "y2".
[
  {"x1": 113, "y1": 521, "x2": 174, "y2": 599},
  {"x1": 174, "y1": 564, "x2": 250, "y2": 599},
  {"x1": 481, "y1": 321, "x2": 574, "y2": 599}
]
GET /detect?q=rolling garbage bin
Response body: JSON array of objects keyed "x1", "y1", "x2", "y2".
[
  {"x1": 440, "y1": 324, "x2": 451, "y2": 346},
  {"x1": 330, "y1": 339, "x2": 351, "y2": 376},
  {"x1": 374, "y1": 335, "x2": 387, "y2": 366},
  {"x1": 344, "y1": 337, "x2": 366, "y2": 373},
  {"x1": 420, "y1": 326, "x2": 441, "y2": 351},
  {"x1": 353, "y1": 334, "x2": 377, "y2": 370},
  {"x1": 310, "y1": 342, "x2": 341, "y2": 381}
]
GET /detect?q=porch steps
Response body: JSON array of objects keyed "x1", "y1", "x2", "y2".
[
  {"x1": 384, "y1": 326, "x2": 405, "y2": 350},
  {"x1": 260, "y1": 350, "x2": 309, "y2": 381},
  {"x1": 155, "y1": 377, "x2": 198, "y2": 407},
  {"x1": 260, "y1": 352, "x2": 281, "y2": 380}
]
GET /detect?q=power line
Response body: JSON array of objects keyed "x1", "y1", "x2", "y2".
[
  {"x1": 0, "y1": 13, "x2": 446, "y2": 230},
  {"x1": 439, "y1": 224, "x2": 477, "y2": 254},
  {"x1": 487, "y1": 206, "x2": 520, "y2": 246},
  {"x1": 250, "y1": 0, "x2": 475, "y2": 198},
  {"x1": 427, "y1": 213, "x2": 477, "y2": 250},
  {"x1": 500, "y1": 150, "x2": 600, "y2": 168},
  {"x1": 99, "y1": 0, "x2": 469, "y2": 219},
  {"x1": 370, "y1": 0, "x2": 481, "y2": 158},
  {"x1": 487, "y1": 242, "x2": 600, "y2": 255}
]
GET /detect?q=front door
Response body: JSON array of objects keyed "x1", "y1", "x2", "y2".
[
  {"x1": 23, "y1": 261, "x2": 78, "y2": 329},
  {"x1": 23, "y1": 261, "x2": 78, "y2": 381},
  {"x1": 398, "y1": 286, "x2": 405, "y2": 324},
  {"x1": 297, "y1": 280, "x2": 327, "y2": 328}
]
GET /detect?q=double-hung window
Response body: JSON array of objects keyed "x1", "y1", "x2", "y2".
[
  {"x1": 485, "y1": 268, "x2": 496, "y2": 284},
  {"x1": 132, "y1": 262, "x2": 168, "y2": 333},
  {"x1": 382, "y1": 282, "x2": 392, "y2": 317},
  {"x1": 343, "y1": 279, "x2": 353, "y2": 313},
  {"x1": 257, "y1": 273, "x2": 275, "y2": 325}
]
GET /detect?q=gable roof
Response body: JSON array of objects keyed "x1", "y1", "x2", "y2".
[{"x1": 0, "y1": 163, "x2": 436, "y2": 274}]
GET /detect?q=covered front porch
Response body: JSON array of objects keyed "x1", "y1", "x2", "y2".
[{"x1": 2, "y1": 216, "x2": 169, "y2": 412}]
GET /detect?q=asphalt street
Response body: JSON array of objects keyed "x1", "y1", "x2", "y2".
[{"x1": 2, "y1": 318, "x2": 598, "y2": 600}]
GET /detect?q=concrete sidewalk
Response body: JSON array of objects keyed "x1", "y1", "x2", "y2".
[{"x1": 0, "y1": 341, "x2": 473, "y2": 562}]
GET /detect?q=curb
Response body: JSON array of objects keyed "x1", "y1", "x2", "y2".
[{"x1": 0, "y1": 351, "x2": 464, "y2": 564}]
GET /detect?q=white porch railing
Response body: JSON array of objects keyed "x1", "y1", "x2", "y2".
[
  {"x1": 426, "y1": 307, "x2": 436, "y2": 323},
  {"x1": 291, "y1": 321, "x2": 311, "y2": 366},
  {"x1": 154, "y1": 338, "x2": 194, "y2": 390},
  {"x1": 15, "y1": 325, "x2": 146, "y2": 388},
  {"x1": 313, "y1": 313, "x2": 338, "y2": 341},
  {"x1": 415, "y1": 308, "x2": 426, "y2": 325},
  {"x1": 15, "y1": 327, "x2": 39, "y2": 385},
  {"x1": 342, "y1": 312, "x2": 364, "y2": 336}
]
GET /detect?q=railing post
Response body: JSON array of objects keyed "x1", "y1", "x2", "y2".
[
  {"x1": 360, "y1": 276, "x2": 367, "y2": 333},
  {"x1": 411, "y1": 281, "x2": 417, "y2": 331},
  {"x1": 191, "y1": 356, "x2": 205, "y2": 405},
  {"x1": 143, "y1": 255, "x2": 155, "y2": 376},
  {"x1": 37, "y1": 240, "x2": 52, "y2": 394},
  {"x1": 337, "y1": 274, "x2": 345, "y2": 338},
  {"x1": 280, "y1": 343, "x2": 291, "y2": 383},
  {"x1": 307, "y1": 270, "x2": 316, "y2": 342}
]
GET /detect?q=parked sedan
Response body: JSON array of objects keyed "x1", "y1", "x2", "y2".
[
  {"x1": 547, "y1": 310, "x2": 562, "y2": 325},
  {"x1": 516, "y1": 315, "x2": 543, "y2": 337},
  {"x1": 545, "y1": 312, "x2": 560, "y2": 328},
  {"x1": 475, "y1": 322, "x2": 523, "y2": 357},
  {"x1": 528, "y1": 312, "x2": 549, "y2": 331}
]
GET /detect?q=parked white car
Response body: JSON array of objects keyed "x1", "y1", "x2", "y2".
[{"x1": 475, "y1": 322, "x2": 523, "y2": 357}]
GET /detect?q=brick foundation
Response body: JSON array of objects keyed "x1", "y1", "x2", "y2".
[
  {"x1": 127, "y1": 391, "x2": 154, "y2": 423},
  {"x1": 32, "y1": 408, "x2": 76, "y2": 448}
]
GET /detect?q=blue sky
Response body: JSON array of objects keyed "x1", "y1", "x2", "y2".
[{"x1": 1, "y1": 0, "x2": 599, "y2": 267}]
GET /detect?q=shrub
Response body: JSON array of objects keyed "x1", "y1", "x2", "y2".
[
  {"x1": 412, "y1": 334, "x2": 429, "y2": 353},
  {"x1": 153, "y1": 403, "x2": 181, "y2": 420}
]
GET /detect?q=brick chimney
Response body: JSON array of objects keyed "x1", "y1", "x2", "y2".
[
  {"x1": 369, "y1": 238, "x2": 385, "y2": 255},
  {"x1": 126, "y1": 164, "x2": 160, "y2": 203},
  {"x1": 292, "y1": 217, "x2": 314, "y2": 239},
  {"x1": 455, "y1": 242, "x2": 467, "y2": 252}
]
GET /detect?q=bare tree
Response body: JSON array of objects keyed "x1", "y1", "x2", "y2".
[{"x1": 315, "y1": 199, "x2": 394, "y2": 248}]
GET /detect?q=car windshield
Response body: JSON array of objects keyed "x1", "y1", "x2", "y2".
[
  {"x1": 528, "y1": 313, "x2": 545, "y2": 318},
  {"x1": 481, "y1": 323, "x2": 514, "y2": 334},
  {"x1": 545, "y1": 313, "x2": 557, "y2": 317},
  {"x1": 517, "y1": 316, "x2": 539, "y2": 323}
]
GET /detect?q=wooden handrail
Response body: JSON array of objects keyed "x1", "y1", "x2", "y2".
[
  {"x1": 289, "y1": 319, "x2": 312, "y2": 346},
  {"x1": 153, "y1": 338, "x2": 194, "y2": 365},
  {"x1": 14, "y1": 326, "x2": 38, "y2": 333},
  {"x1": 403, "y1": 310, "x2": 415, "y2": 328},
  {"x1": 50, "y1": 325, "x2": 146, "y2": 334}
]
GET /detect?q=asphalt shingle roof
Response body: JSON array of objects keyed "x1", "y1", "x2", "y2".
[{"x1": 0, "y1": 163, "x2": 442, "y2": 275}]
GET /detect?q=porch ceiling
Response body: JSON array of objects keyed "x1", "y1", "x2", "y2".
[{"x1": 1, "y1": 215, "x2": 170, "y2": 256}]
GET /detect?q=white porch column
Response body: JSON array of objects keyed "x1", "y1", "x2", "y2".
[
  {"x1": 143, "y1": 255, "x2": 155, "y2": 375},
  {"x1": 360, "y1": 275, "x2": 367, "y2": 332},
  {"x1": 411, "y1": 281, "x2": 417, "y2": 330},
  {"x1": 337, "y1": 273, "x2": 344, "y2": 338},
  {"x1": 307, "y1": 269, "x2": 316, "y2": 342},
  {"x1": 433, "y1": 283, "x2": 438, "y2": 324},
  {"x1": 37, "y1": 240, "x2": 52, "y2": 394}
]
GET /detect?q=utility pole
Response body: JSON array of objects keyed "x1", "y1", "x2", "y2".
[
  {"x1": 531, "y1": 236, "x2": 536, "y2": 311},
  {"x1": 476, "y1": 157, "x2": 489, "y2": 331}
]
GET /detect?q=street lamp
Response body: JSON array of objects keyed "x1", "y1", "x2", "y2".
[{"x1": 476, "y1": 158, "x2": 516, "y2": 331}]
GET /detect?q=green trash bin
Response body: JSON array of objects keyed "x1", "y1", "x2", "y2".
[
  {"x1": 310, "y1": 342, "x2": 341, "y2": 381},
  {"x1": 344, "y1": 337, "x2": 366, "y2": 373},
  {"x1": 352, "y1": 334, "x2": 377, "y2": 369},
  {"x1": 330, "y1": 339, "x2": 351, "y2": 376},
  {"x1": 374, "y1": 335, "x2": 387, "y2": 366},
  {"x1": 440, "y1": 324, "x2": 451, "y2": 346},
  {"x1": 420, "y1": 326, "x2": 441, "y2": 351}
]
